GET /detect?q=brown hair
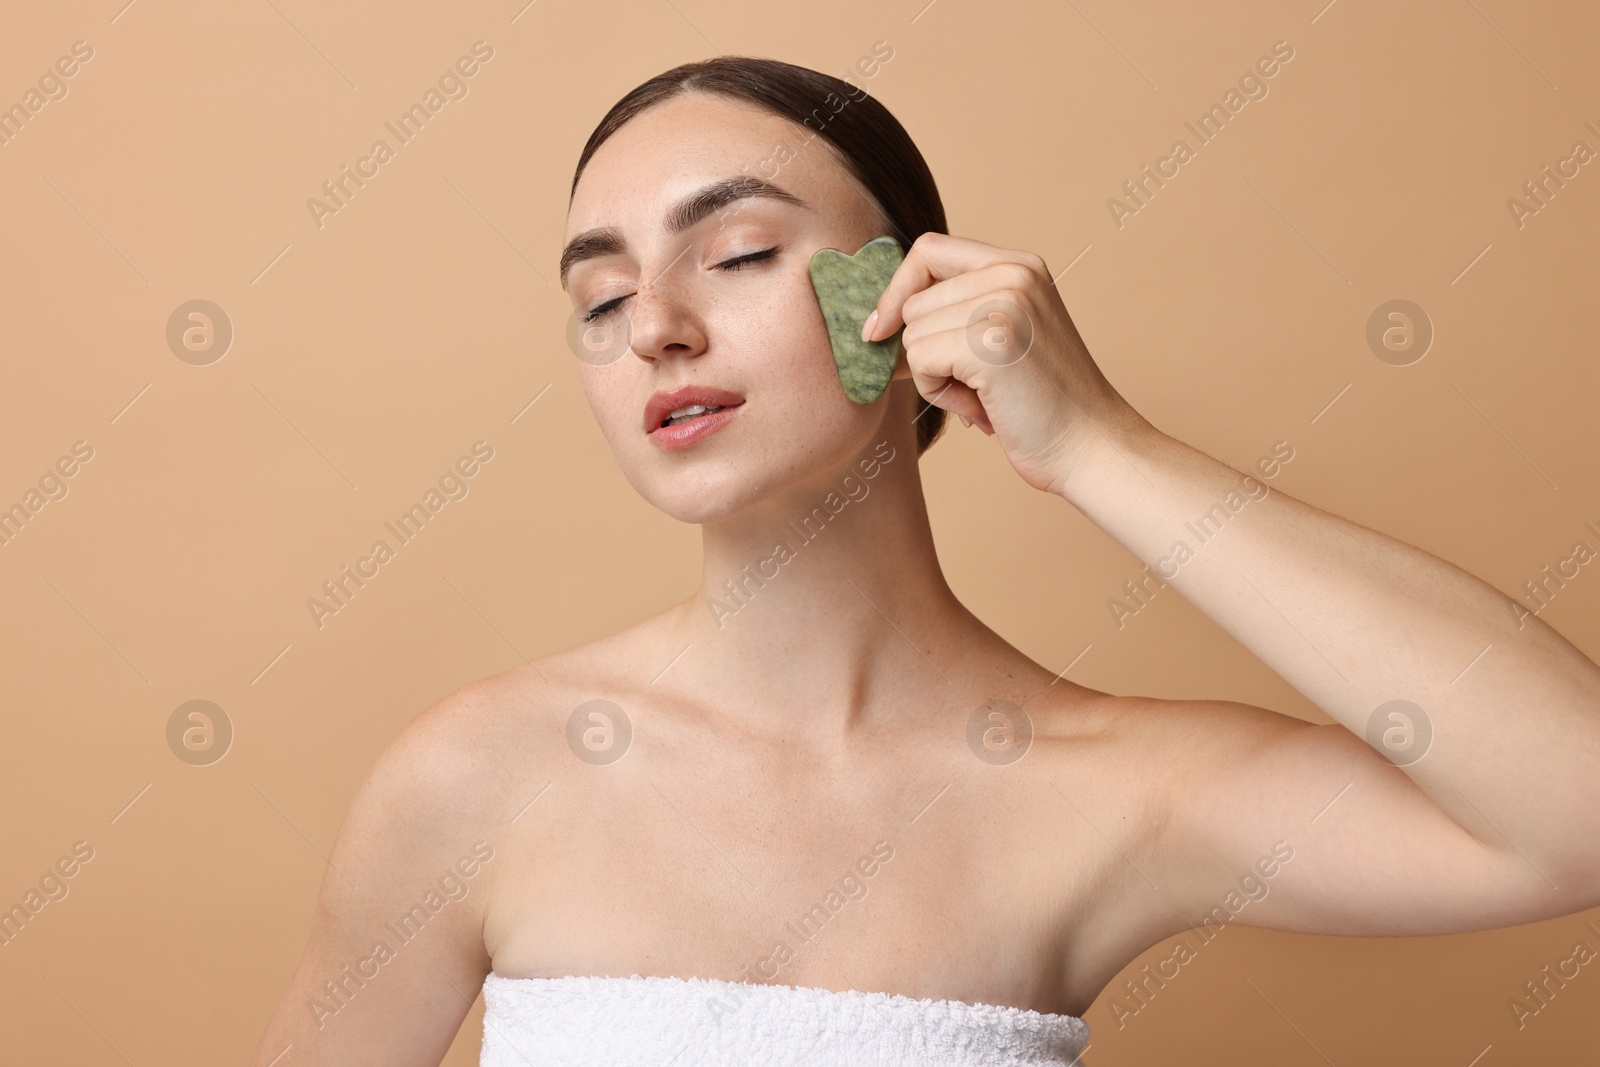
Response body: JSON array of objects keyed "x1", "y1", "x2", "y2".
[{"x1": 569, "y1": 55, "x2": 950, "y2": 456}]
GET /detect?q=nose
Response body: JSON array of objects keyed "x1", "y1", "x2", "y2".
[{"x1": 626, "y1": 259, "x2": 708, "y2": 365}]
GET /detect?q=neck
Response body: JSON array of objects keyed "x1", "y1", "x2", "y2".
[{"x1": 658, "y1": 428, "x2": 983, "y2": 738}]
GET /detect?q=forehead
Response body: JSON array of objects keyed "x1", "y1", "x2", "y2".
[{"x1": 564, "y1": 92, "x2": 864, "y2": 238}]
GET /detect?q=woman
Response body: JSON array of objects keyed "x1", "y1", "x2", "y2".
[{"x1": 250, "y1": 56, "x2": 1600, "y2": 1066}]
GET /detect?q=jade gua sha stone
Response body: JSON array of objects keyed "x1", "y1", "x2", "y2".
[{"x1": 808, "y1": 235, "x2": 906, "y2": 404}]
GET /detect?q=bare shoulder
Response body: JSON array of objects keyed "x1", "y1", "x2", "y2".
[
  {"x1": 381, "y1": 654, "x2": 596, "y2": 816},
  {"x1": 383, "y1": 621, "x2": 666, "y2": 807},
  {"x1": 317, "y1": 667, "x2": 556, "y2": 910}
]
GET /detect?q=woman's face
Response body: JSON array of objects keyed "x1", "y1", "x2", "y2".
[{"x1": 562, "y1": 92, "x2": 911, "y2": 525}]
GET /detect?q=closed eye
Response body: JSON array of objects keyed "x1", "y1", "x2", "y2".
[
  {"x1": 715, "y1": 246, "x2": 779, "y2": 271},
  {"x1": 580, "y1": 247, "x2": 780, "y2": 323},
  {"x1": 581, "y1": 296, "x2": 626, "y2": 324}
]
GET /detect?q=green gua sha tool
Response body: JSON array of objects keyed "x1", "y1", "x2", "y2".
[{"x1": 808, "y1": 235, "x2": 905, "y2": 405}]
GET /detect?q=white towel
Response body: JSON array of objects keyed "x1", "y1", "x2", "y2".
[{"x1": 479, "y1": 972, "x2": 1090, "y2": 1066}]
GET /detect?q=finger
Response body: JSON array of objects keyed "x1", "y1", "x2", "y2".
[
  {"x1": 900, "y1": 287, "x2": 1035, "y2": 352},
  {"x1": 898, "y1": 261, "x2": 1044, "y2": 331},
  {"x1": 867, "y1": 234, "x2": 1034, "y2": 342},
  {"x1": 906, "y1": 370, "x2": 991, "y2": 430},
  {"x1": 896, "y1": 323, "x2": 993, "y2": 427}
]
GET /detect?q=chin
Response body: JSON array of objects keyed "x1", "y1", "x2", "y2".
[
  {"x1": 602, "y1": 388, "x2": 890, "y2": 523},
  {"x1": 658, "y1": 495, "x2": 752, "y2": 526},
  {"x1": 637, "y1": 473, "x2": 766, "y2": 525},
  {"x1": 611, "y1": 444, "x2": 755, "y2": 524}
]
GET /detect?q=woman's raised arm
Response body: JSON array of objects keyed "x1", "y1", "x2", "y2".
[{"x1": 870, "y1": 231, "x2": 1600, "y2": 929}]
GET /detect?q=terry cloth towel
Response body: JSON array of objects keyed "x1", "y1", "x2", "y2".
[{"x1": 479, "y1": 972, "x2": 1091, "y2": 1066}]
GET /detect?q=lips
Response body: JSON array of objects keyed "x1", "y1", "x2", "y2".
[{"x1": 644, "y1": 385, "x2": 747, "y2": 434}]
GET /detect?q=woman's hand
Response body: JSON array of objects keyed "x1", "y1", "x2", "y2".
[{"x1": 866, "y1": 232, "x2": 1150, "y2": 496}]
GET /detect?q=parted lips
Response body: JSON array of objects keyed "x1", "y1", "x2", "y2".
[{"x1": 808, "y1": 236, "x2": 906, "y2": 405}]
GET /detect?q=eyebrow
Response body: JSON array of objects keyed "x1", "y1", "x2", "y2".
[{"x1": 559, "y1": 175, "x2": 809, "y2": 289}]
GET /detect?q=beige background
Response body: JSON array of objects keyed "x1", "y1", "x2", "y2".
[{"x1": 1, "y1": 0, "x2": 1597, "y2": 1063}]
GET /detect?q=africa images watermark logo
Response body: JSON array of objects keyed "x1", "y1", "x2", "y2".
[
  {"x1": 565, "y1": 700, "x2": 632, "y2": 766},
  {"x1": 306, "y1": 41, "x2": 495, "y2": 230},
  {"x1": 0, "y1": 440, "x2": 95, "y2": 549},
  {"x1": 306, "y1": 841, "x2": 495, "y2": 1030},
  {"x1": 0, "y1": 39, "x2": 95, "y2": 149},
  {"x1": 1106, "y1": 441, "x2": 1295, "y2": 631},
  {"x1": 1108, "y1": 840, "x2": 1295, "y2": 1029},
  {"x1": 306, "y1": 440, "x2": 495, "y2": 630},
  {"x1": 0, "y1": 841, "x2": 96, "y2": 950},
  {"x1": 1106, "y1": 40, "x2": 1296, "y2": 229}
]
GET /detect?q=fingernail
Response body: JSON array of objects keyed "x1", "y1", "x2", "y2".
[
  {"x1": 958, "y1": 415, "x2": 972, "y2": 428},
  {"x1": 860, "y1": 309, "x2": 879, "y2": 342}
]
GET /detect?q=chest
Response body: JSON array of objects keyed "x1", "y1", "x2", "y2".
[{"x1": 481, "y1": 738, "x2": 1123, "y2": 1015}]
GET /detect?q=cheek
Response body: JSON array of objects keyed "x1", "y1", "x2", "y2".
[
  {"x1": 738, "y1": 275, "x2": 863, "y2": 424},
  {"x1": 578, "y1": 363, "x2": 639, "y2": 448}
]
